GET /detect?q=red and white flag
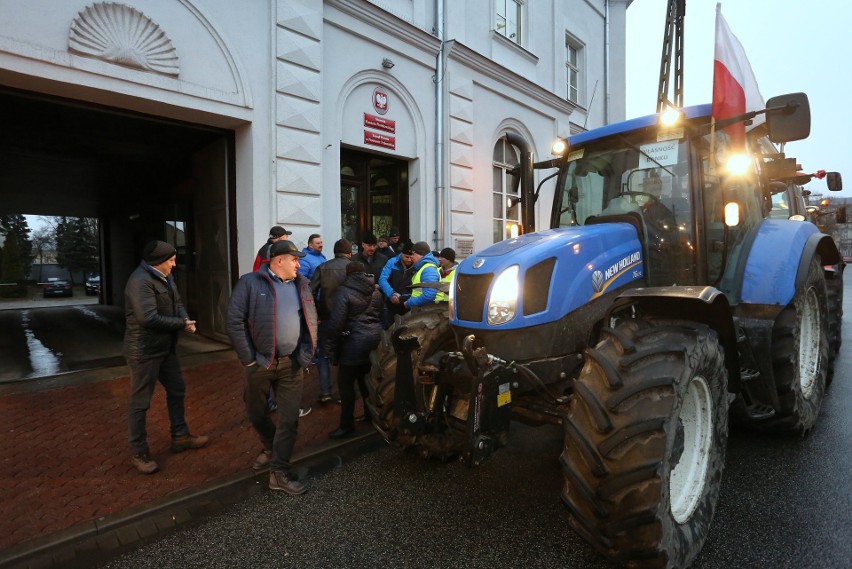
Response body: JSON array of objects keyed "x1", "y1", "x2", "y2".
[{"x1": 712, "y1": 3, "x2": 764, "y2": 149}]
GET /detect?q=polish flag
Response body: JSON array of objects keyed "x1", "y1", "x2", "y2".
[{"x1": 712, "y1": 4, "x2": 764, "y2": 149}]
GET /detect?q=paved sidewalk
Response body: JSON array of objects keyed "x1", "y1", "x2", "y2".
[{"x1": 0, "y1": 352, "x2": 373, "y2": 568}]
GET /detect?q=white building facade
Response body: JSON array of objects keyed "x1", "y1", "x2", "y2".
[{"x1": 0, "y1": 0, "x2": 629, "y2": 337}]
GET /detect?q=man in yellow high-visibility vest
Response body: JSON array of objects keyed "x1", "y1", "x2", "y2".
[
  {"x1": 435, "y1": 247, "x2": 457, "y2": 302},
  {"x1": 403, "y1": 241, "x2": 440, "y2": 311}
]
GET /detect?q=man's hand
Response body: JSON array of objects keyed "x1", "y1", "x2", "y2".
[
  {"x1": 390, "y1": 292, "x2": 401, "y2": 304},
  {"x1": 184, "y1": 318, "x2": 197, "y2": 333}
]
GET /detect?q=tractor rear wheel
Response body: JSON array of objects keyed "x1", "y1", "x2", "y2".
[
  {"x1": 561, "y1": 318, "x2": 729, "y2": 569},
  {"x1": 760, "y1": 256, "x2": 829, "y2": 434},
  {"x1": 365, "y1": 303, "x2": 454, "y2": 452}
]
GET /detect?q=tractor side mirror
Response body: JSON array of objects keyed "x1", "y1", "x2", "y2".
[
  {"x1": 827, "y1": 171, "x2": 843, "y2": 192},
  {"x1": 766, "y1": 92, "x2": 811, "y2": 143}
]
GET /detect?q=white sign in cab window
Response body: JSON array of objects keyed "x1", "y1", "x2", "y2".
[{"x1": 639, "y1": 141, "x2": 678, "y2": 168}]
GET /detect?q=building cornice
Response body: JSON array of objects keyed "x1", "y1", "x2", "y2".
[
  {"x1": 326, "y1": 0, "x2": 440, "y2": 57},
  {"x1": 445, "y1": 40, "x2": 579, "y2": 117}
]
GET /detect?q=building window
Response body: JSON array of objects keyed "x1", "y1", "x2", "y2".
[
  {"x1": 566, "y1": 35, "x2": 583, "y2": 104},
  {"x1": 496, "y1": 0, "x2": 522, "y2": 44},
  {"x1": 492, "y1": 138, "x2": 521, "y2": 242}
]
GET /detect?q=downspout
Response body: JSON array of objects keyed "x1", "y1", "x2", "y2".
[
  {"x1": 604, "y1": 0, "x2": 610, "y2": 124},
  {"x1": 434, "y1": 0, "x2": 446, "y2": 250}
]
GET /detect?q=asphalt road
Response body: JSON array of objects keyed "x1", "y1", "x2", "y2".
[{"x1": 98, "y1": 281, "x2": 852, "y2": 569}]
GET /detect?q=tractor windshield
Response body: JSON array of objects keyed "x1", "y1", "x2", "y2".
[{"x1": 553, "y1": 133, "x2": 696, "y2": 285}]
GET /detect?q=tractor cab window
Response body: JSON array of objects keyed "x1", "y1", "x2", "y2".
[{"x1": 554, "y1": 134, "x2": 696, "y2": 285}]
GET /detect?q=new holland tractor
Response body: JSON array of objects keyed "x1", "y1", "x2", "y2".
[{"x1": 365, "y1": 91, "x2": 843, "y2": 568}]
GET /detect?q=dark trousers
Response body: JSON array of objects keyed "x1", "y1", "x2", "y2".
[
  {"x1": 337, "y1": 363, "x2": 371, "y2": 431},
  {"x1": 128, "y1": 352, "x2": 188, "y2": 455},
  {"x1": 244, "y1": 358, "x2": 303, "y2": 473}
]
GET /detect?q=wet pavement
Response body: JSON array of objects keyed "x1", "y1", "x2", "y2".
[{"x1": 0, "y1": 353, "x2": 365, "y2": 569}]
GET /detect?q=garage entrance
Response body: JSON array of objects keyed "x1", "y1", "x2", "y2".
[{"x1": 0, "y1": 88, "x2": 235, "y2": 380}]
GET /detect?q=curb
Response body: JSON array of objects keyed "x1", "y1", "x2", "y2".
[{"x1": 0, "y1": 432, "x2": 385, "y2": 569}]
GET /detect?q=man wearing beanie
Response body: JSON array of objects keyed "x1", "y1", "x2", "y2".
[
  {"x1": 435, "y1": 247, "x2": 458, "y2": 302},
  {"x1": 352, "y1": 231, "x2": 387, "y2": 284},
  {"x1": 309, "y1": 239, "x2": 352, "y2": 403},
  {"x1": 403, "y1": 241, "x2": 441, "y2": 311},
  {"x1": 227, "y1": 239, "x2": 318, "y2": 496},
  {"x1": 253, "y1": 225, "x2": 292, "y2": 272},
  {"x1": 377, "y1": 240, "x2": 416, "y2": 328},
  {"x1": 124, "y1": 240, "x2": 208, "y2": 474}
]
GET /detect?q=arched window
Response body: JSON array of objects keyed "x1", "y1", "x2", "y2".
[{"x1": 492, "y1": 138, "x2": 521, "y2": 242}]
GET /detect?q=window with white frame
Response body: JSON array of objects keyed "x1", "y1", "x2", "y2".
[
  {"x1": 495, "y1": 0, "x2": 523, "y2": 44},
  {"x1": 566, "y1": 35, "x2": 583, "y2": 104},
  {"x1": 492, "y1": 138, "x2": 521, "y2": 242}
]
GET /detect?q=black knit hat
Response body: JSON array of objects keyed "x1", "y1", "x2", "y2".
[
  {"x1": 400, "y1": 240, "x2": 415, "y2": 255},
  {"x1": 389, "y1": 226, "x2": 400, "y2": 237},
  {"x1": 346, "y1": 261, "x2": 366, "y2": 274},
  {"x1": 361, "y1": 232, "x2": 378, "y2": 245},
  {"x1": 142, "y1": 240, "x2": 177, "y2": 265},
  {"x1": 438, "y1": 247, "x2": 456, "y2": 262}
]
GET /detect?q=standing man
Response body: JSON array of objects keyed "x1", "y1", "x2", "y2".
[
  {"x1": 378, "y1": 240, "x2": 415, "y2": 327},
  {"x1": 310, "y1": 238, "x2": 352, "y2": 403},
  {"x1": 386, "y1": 226, "x2": 402, "y2": 256},
  {"x1": 253, "y1": 225, "x2": 292, "y2": 272},
  {"x1": 352, "y1": 231, "x2": 387, "y2": 284},
  {"x1": 435, "y1": 247, "x2": 458, "y2": 302},
  {"x1": 297, "y1": 234, "x2": 326, "y2": 280},
  {"x1": 124, "y1": 240, "x2": 208, "y2": 475},
  {"x1": 403, "y1": 241, "x2": 441, "y2": 312},
  {"x1": 227, "y1": 240, "x2": 318, "y2": 495}
]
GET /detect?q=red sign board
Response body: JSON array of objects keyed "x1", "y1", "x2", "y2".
[
  {"x1": 364, "y1": 130, "x2": 396, "y2": 150},
  {"x1": 364, "y1": 113, "x2": 396, "y2": 134}
]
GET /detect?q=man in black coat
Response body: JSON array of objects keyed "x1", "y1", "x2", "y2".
[
  {"x1": 124, "y1": 240, "x2": 208, "y2": 475},
  {"x1": 227, "y1": 240, "x2": 318, "y2": 496},
  {"x1": 309, "y1": 238, "x2": 352, "y2": 402},
  {"x1": 324, "y1": 261, "x2": 384, "y2": 438},
  {"x1": 352, "y1": 231, "x2": 387, "y2": 284}
]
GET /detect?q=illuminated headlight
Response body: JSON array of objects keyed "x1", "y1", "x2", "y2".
[{"x1": 487, "y1": 265, "x2": 519, "y2": 325}]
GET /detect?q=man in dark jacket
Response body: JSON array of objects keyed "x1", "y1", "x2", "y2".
[
  {"x1": 324, "y1": 262, "x2": 383, "y2": 438},
  {"x1": 252, "y1": 225, "x2": 292, "y2": 272},
  {"x1": 309, "y1": 238, "x2": 352, "y2": 402},
  {"x1": 352, "y1": 231, "x2": 387, "y2": 284},
  {"x1": 124, "y1": 240, "x2": 208, "y2": 475},
  {"x1": 227, "y1": 240, "x2": 318, "y2": 496}
]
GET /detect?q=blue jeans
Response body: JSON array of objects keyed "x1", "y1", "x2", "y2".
[
  {"x1": 244, "y1": 357, "x2": 304, "y2": 473},
  {"x1": 316, "y1": 320, "x2": 333, "y2": 396},
  {"x1": 128, "y1": 353, "x2": 188, "y2": 455}
]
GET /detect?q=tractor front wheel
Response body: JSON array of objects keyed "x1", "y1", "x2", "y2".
[{"x1": 561, "y1": 318, "x2": 729, "y2": 569}]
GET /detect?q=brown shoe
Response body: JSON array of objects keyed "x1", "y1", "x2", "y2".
[
  {"x1": 269, "y1": 470, "x2": 306, "y2": 495},
  {"x1": 170, "y1": 433, "x2": 209, "y2": 453},
  {"x1": 253, "y1": 449, "x2": 272, "y2": 471},
  {"x1": 131, "y1": 453, "x2": 159, "y2": 474}
]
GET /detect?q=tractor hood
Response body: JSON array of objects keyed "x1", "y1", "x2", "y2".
[{"x1": 451, "y1": 223, "x2": 644, "y2": 330}]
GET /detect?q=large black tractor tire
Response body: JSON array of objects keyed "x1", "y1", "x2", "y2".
[
  {"x1": 561, "y1": 318, "x2": 729, "y2": 569},
  {"x1": 366, "y1": 303, "x2": 454, "y2": 450},
  {"x1": 825, "y1": 268, "x2": 843, "y2": 385},
  {"x1": 758, "y1": 257, "x2": 829, "y2": 434}
]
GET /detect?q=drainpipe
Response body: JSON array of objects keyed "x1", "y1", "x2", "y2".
[
  {"x1": 434, "y1": 0, "x2": 446, "y2": 250},
  {"x1": 604, "y1": 0, "x2": 610, "y2": 124}
]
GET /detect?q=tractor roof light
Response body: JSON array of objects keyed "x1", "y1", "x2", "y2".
[
  {"x1": 551, "y1": 138, "x2": 568, "y2": 156},
  {"x1": 659, "y1": 108, "x2": 683, "y2": 127},
  {"x1": 725, "y1": 153, "x2": 751, "y2": 176}
]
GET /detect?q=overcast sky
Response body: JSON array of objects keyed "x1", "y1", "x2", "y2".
[{"x1": 626, "y1": 0, "x2": 851, "y2": 197}]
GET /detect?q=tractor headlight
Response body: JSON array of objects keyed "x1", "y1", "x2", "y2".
[{"x1": 487, "y1": 265, "x2": 519, "y2": 325}]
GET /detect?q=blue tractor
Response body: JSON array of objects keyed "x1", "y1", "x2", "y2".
[{"x1": 366, "y1": 92, "x2": 843, "y2": 568}]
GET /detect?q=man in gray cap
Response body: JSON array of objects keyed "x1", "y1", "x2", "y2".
[
  {"x1": 227, "y1": 240, "x2": 318, "y2": 495},
  {"x1": 124, "y1": 240, "x2": 208, "y2": 474},
  {"x1": 253, "y1": 225, "x2": 292, "y2": 272}
]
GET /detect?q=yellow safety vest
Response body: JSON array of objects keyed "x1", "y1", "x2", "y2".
[
  {"x1": 435, "y1": 266, "x2": 456, "y2": 302},
  {"x1": 411, "y1": 262, "x2": 439, "y2": 299}
]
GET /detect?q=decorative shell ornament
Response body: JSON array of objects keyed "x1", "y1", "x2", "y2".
[{"x1": 69, "y1": 2, "x2": 179, "y2": 76}]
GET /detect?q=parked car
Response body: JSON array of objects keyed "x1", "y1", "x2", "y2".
[
  {"x1": 43, "y1": 279, "x2": 73, "y2": 298},
  {"x1": 85, "y1": 275, "x2": 101, "y2": 296}
]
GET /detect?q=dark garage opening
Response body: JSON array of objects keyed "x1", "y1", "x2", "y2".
[{"x1": 0, "y1": 88, "x2": 235, "y2": 381}]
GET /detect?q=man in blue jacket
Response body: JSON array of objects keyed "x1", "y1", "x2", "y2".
[
  {"x1": 377, "y1": 240, "x2": 415, "y2": 328},
  {"x1": 227, "y1": 240, "x2": 318, "y2": 496},
  {"x1": 403, "y1": 241, "x2": 440, "y2": 311},
  {"x1": 297, "y1": 233, "x2": 326, "y2": 280}
]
